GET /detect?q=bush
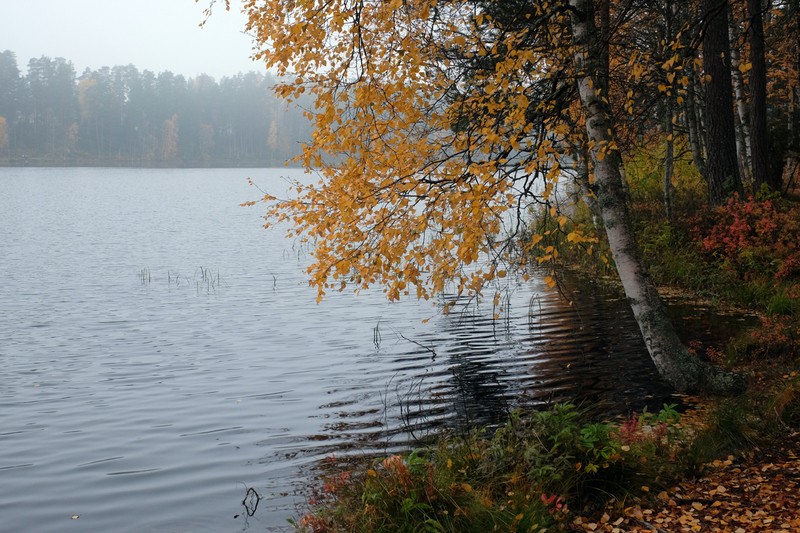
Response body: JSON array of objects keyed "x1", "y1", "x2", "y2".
[{"x1": 693, "y1": 196, "x2": 800, "y2": 283}]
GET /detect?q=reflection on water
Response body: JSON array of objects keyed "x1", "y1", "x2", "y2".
[{"x1": 0, "y1": 168, "x2": 753, "y2": 532}]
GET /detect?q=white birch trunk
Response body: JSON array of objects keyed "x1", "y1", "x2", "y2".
[{"x1": 729, "y1": 17, "x2": 753, "y2": 189}]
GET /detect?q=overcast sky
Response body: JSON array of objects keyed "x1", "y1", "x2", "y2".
[{"x1": 1, "y1": 0, "x2": 263, "y2": 79}]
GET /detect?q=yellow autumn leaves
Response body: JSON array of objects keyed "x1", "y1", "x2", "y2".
[{"x1": 238, "y1": 1, "x2": 602, "y2": 302}]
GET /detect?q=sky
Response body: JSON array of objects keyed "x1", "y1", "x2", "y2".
[{"x1": 0, "y1": 0, "x2": 263, "y2": 79}]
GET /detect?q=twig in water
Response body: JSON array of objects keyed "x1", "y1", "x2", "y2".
[
  {"x1": 373, "y1": 319, "x2": 382, "y2": 350},
  {"x1": 233, "y1": 486, "x2": 262, "y2": 519},
  {"x1": 243, "y1": 486, "x2": 261, "y2": 516},
  {"x1": 378, "y1": 371, "x2": 401, "y2": 453},
  {"x1": 397, "y1": 376, "x2": 427, "y2": 443},
  {"x1": 528, "y1": 294, "x2": 542, "y2": 331},
  {"x1": 398, "y1": 332, "x2": 436, "y2": 359}
]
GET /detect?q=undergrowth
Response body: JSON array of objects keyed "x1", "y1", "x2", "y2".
[
  {"x1": 293, "y1": 403, "x2": 694, "y2": 532},
  {"x1": 292, "y1": 381, "x2": 800, "y2": 532}
]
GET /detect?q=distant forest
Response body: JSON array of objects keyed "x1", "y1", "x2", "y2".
[{"x1": 0, "y1": 50, "x2": 313, "y2": 167}]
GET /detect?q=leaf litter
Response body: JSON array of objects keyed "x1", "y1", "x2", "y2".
[{"x1": 572, "y1": 431, "x2": 800, "y2": 532}]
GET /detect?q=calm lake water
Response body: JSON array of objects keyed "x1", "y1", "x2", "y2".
[{"x1": 0, "y1": 168, "x2": 748, "y2": 532}]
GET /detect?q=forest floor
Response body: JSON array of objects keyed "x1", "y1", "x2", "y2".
[
  {"x1": 573, "y1": 429, "x2": 800, "y2": 532},
  {"x1": 572, "y1": 372, "x2": 800, "y2": 533}
]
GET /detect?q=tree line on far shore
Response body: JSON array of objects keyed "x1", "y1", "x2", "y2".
[{"x1": 0, "y1": 50, "x2": 313, "y2": 167}]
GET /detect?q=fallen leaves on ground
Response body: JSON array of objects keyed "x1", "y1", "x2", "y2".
[{"x1": 572, "y1": 431, "x2": 800, "y2": 532}]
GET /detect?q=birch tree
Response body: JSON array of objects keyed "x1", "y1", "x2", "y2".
[{"x1": 729, "y1": 12, "x2": 753, "y2": 188}]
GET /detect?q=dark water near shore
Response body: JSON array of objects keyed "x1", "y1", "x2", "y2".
[{"x1": 0, "y1": 168, "x2": 752, "y2": 532}]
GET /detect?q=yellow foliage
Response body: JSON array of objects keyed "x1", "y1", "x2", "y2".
[
  {"x1": 224, "y1": 0, "x2": 703, "y2": 302},
  {"x1": 230, "y1": 0, "x2": 590, "y2": 301}
]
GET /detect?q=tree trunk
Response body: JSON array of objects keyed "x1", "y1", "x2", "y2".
[
  {"x1": 702, "y1": 0, "x2": 743, "y2": 204},
  {"x1": 684, "y1": 60, "x2": 708, "y2": 176},
  {"x1": 574, "y1": 137, "x2": 602, "y2": 227},
  {"x1": 747, "y1": 0, "x2": 776, "y2": 192},
  {"x1": 664, "y1": 96, "x2": 675, "y2": 220},
  {"x1": 663, "y1": 0, "x2": 675, "y2": 220},
  {"x1": 597, "y1": 0, "x2": 610, "y2": 96},
  {"x1": 729, "y1": 14, "x2": 753, "y2": 189},
  {"x1": 794, "y1": 0, "x2": 800, "y2": 153},
  {"x1": 678, "y1": 0, "x2": 708, "y2": 176},
  {"x1": 568, "y1": 0, "x2": 745, "y2": 394}
]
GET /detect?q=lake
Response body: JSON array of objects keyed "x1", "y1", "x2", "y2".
[{"x1": 0, "y1": 167, "x2": 744, "y2": 532}]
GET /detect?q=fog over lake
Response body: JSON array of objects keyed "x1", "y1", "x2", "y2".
[{"x1": 2, "y1": 0, "x2": 258, "y2": 80}]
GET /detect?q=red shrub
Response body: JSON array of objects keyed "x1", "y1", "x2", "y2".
[{"x1": 693, "y1": 196, "x2": 800, "y2": 281}]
